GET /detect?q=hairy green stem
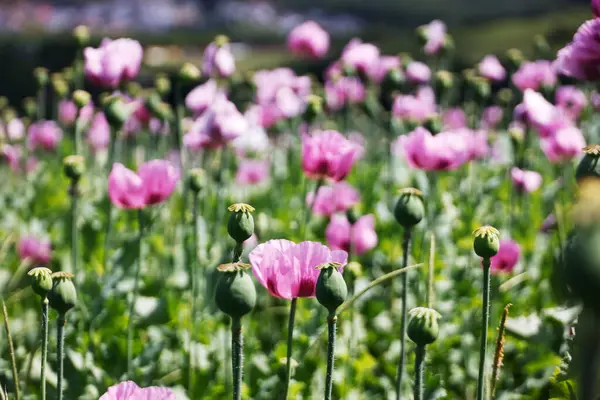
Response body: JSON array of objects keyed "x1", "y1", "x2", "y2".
[
  {"x1": 70, "y1": 182, "x2": 79, "y2": 278},
  {"x1": 41, "y1": 299, "x2": 49, "y2": 400},
  {"x1": 103, "y1": 126, "x2": 119, "y2": 274},
  {"x1": 74, "y1": 117, "x2": 84, "y2": 156},
  {"x1": 324, "y1": 313, "x2": 337, "y2": 400},
  {"x1": 126, "y1": 209, "x2": 144, "y2": 377},
  {"x1": 427, "y1": 233, "x2": 435, "y2": 308},
  {"x1": 301, "y1": 179, "x2": 323, "y2": 238},
  {"x1": 395, "y1": 229, "x2": 412, "y2": 400},
  {"x1": 37, "y1": 85, "x2": 46, "y2": 121},
  {"x1": 477, "y1": 258, "x2": 492, "y2": 400},
  {"x1": 56, "y1": 314, "x2": 66, "y2": 400},
  {"x1": 1, "y1": 298, "x2": 20, "y2": 400},
  {"x1": 414, "y1": 345, "x2": 426, "y2": 400},
  {"x1": 188, "y1": 194, "x2": 200, "y2": 394},
  {"x1": 231, "y1": 317, "x2": 243, "y2": 400},
  {"x1": 283, "y1": 298, "x2": 298, "y2": 399}
]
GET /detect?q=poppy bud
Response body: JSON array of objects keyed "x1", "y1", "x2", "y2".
[
  {"x1": 27, "y1": 267, "x2": 53, "y2": 298},
  {"x1": 34, "y1": 67, "x2": 49, "y2": 88},
  {"x1": 63, "y1": 155, "x2": 85, "y2": 182},
  {"x1": 473, "y1": 226, "x2": 500, "y2": 259},
  {"x1": 188, "y1": 168, "x2": 207, "y2": 193},
  {"x1": 576, "y1": 145, "x2": 600, "y2": 182},
  {"x1": 155, "y1": 73, "x2": 171, "y2": 97},
  {"x1": 179, "y1": 62, "x2": 201, "y2": 83},
  {"x1": 73, "y1": 25, "x2": 90, "y2": 47},
  {"x1": 215, "y1": 263, "x2": 257, "y2": 318},
  {"x1": 227, "y1": 203, "x2": 255, "y2": 243},
  {"x1": 394, "y1": 188, "x2": 425, "y2": 229},
  {"x1": 407, "y1": 307, "x2": 441, "y2": 346},
  {"x1": 103, "y1": 95, "x2": 131, "y2": 128},
  {"x1": 316, "y1": 262, "x2": 347, "y2": 314},
  {"x1": 48, "y1": 272, "x2": 77, "y2": 315},
  {"x1": 73, "y1": 90, "x2": 91, "y2": 109}
]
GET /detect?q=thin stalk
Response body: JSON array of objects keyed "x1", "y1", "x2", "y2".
[
  {"x1": 579, "y1": 308, "x2": 600, "y2": 400},
  {"x1": 1, "y1": 298, "x2": 20, "y2": 400},
  {"x1": 427, "y1": 233, "x2": 435, "y2": 308},
  {"x1": 70, "y1": 182, "x2": 79, "y2": 278},
  {"x1": 103, "y1": 126, "x2": 119, "y2": 274},
  {"x1": 126, "y1": 209, "x2": 144, "y2": 377},
  {"x1": 414, "y1": 345, "x2": 426, "y2": 400},
  {"x1": 477, "y1": 258, "x2": 492, "y2": 400},
  {"x1": 283, "y1": 297, "x2": 298, "y2": 400},
  {"x1": 74, "y1": 117, "x2": 84, "y2": 156},
  {"x1": 212, "y1": 148, "x2": 229, "y2": 241},
  {"x1": 41, "y1": 299, "x2": 49, "y2": 400},
  {"x1": 301, "y1": 179, "x2": 323, "y2": 239},
  {"x1": 395, "y1": 229, "x2": 412, "y2": 400},
  {"x1": 37, "y1": 85, "x2": 46, "y2": 121},
  {"x1": 56, "y1": 314, "x2": 66, "y2": 400},
  {"x1": 188, "y1": 194, "x2": 200, "y2": 394},
  {"x1": 231, "y1": 317, "x2": 243, "y2": 400},
  {"x1": 174, "y1": 81, "x2": 189, "y2": 277},
  {"x1": 324, "y1": 312, "x2": 337, "y2": 400}
]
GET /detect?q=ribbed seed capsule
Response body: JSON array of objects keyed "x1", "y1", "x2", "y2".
[
  {"x1": 215, "y1": 263, "x2": 257, "y2": 318},
  {"x1": 394, "y1": 188, "x2": 425, "y2": 228},
  {"x1": 407, "y1": 307, "x2": 441, "y2": 346},
  {"x1": 315, "y1": 263, "x2": 347, "y2": 313}
]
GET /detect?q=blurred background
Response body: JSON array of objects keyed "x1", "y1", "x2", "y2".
[{"x1": 0, "y1": 0, "x2": 591, "y2": 104}]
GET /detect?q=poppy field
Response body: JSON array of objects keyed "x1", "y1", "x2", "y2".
[{"x1": 1, "y1": 4, "x2": 600, "y2": 400}]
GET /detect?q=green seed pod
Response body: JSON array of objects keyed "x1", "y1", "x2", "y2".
[
  {"x1": 62, "y1": 67, "x2": 75, "y2": 84},
  {"x1": 52, "y1": 79, "x2": 69, "y2": 100},
  {"x1": 575, "y1": 145, "x2": 600, "y2": 182},
  {"x1": 303, "y1": 95, "x2": 323, "y2": 125},
  {"x1": 144, "y1": 91, "x2": 163, "y2": 115},
  {"x1": 506, "y1": 48, "x2": 524, "y2": 69},
  {"x1": 407, "y1": 307, "x2": 441, "y2": 346},
  {"x1": 155, "y1": 73, "x2": 171, "y2": 97},
  {"x1": 215, "y1": 263, "x2": 257, "y2": 318},
  {"x1": 227, "y1": 203, "x2": 255, "y2": 243},
  {"x1": 315, "y1": 263, "x2": 347, "y2": 314},
  {"x1": 73, "y1": 90, "x2": 91, "y2": 109},
  {"x1": 103, "y1": 95, "x2": 131, "y2": 128},
  {"x1": 179, "y1": 62, "x2": 201, "y2": 83},
  {"x1": 473, "y1": 226, "x2": 500, "y2": 259},
  {"x1": 73, "y1": 25, "x2": 90, "y2": 47},
  {"x1": 435, "y1": 70, "x2": 454, "y2": 91},
  {"x1": 23, "y1": 97, "x2": 37, "y2": 119},
  {"x1": 34, "y1": 67, "x2": 49, "y2": 87},
  {"x1": 48, "y1": 272, "x2": 77, "y2": 315},
  {"x1": 394, "y1": 188, "x2": 425, "y2": 228},
  {"x1": 471, "y1": 77, "x2": 491, "y2": 102},
  {"x1": 188, "y1": 168, "x2": 207, "y2": 193},
  {"x1": 63, "y1": 155, "x2": 85, "y2": 182},
  {"x1": 496, "y1": 88, "x2": 513, "y2": 107},
  {"x1": 533, "y1": 35, "x2": 551, "y2": 58},
  {"x1": 442, "y1": 35, "x2": 455, "y2": 55},
  {"x1": 27, "y1": 267, "x2": 53, "y2": 298}
]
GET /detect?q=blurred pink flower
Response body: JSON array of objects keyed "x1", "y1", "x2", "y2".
[
  {"x1": 522, "y1": 89, "x2": 571, "y2": 137},
  {"x1": 541, "y1": 214, "x2": 557, "y2": 233},
  {"x1": 307, "y1": 182, "x2": 360, "y2": 216},
  {"x1": 392, "y1": 86, "x2": 437, "y2": 123},
  {"x1": 1, "y1": 144, "x2": 20, "y2": 171},
  {"x1": 478, "y1": 55, "x2": 506, "y2": 81},
  {"x1": 243, "y1": 234, "x2": 259, "y2": 251},
  {"x1": 325, "y1": 214, "x2": 378, "y2": 255},
  {"x1": 540, "y1": 125, "x2": 586, "y2": 163},
  {"x1": 511, "y1": 167, "x2": 542, "y2": 193},
  {"x1": 341, "y1": 39, "x2": 380, "y2": 77},
  {"x1": 370, "y1": 55, "x2": 402, "y2": 83},
  {"x1": 99, "y1": 381, "x2": 175, "y2": 400},
  {"x1": 325, "y1": 77, "x2": 366, "y2": 111},
  {"x1": 87, "y1": 113, "x2": 110, "y2": 152},
  {"x1": 405, "y1": 61, "x2": 431, "y2": 84},
  {"x1": 249, "y1": 239, "x2": 347, "y2": 299},
  {"x1": 555, "y1": 19, "x2": 600, "y2": 81},
  {"x1": 203, "y1": 40, "x2": 235, "y2": 78},
  {"x1": 594, "y1": 0, "x2": 600, "y2": 17},
  {"x1": 232, "y1": 106, "x2": 270, "y2": 156},
  {"x1": 490, "y1": 239, "x2": 521, "y2": 274},
  {"x1": 302, "y1": 130, "x2": 363, "y2": 181},
  {"x1": 481, "y1": 106, "x2": 504, "y2": 130},
  {"x1": 18, "y1": 235, "x2": 51, "y2": 264},
  {"x1": 512, "y1": 60, "x2": 557, "y2": 91},
  {"x1": 421, "y1": 20, "x2": 447, "y2": 55},
  {"x1": 84, "y1": 38, "x2": 143, "y2": 88},
  {"x1": 185, "y1": 80, "x2": 222, "y2": 115},
  {"x1": 555, "y1": 85, "x2": 587, "y2": 120},
  {"x1": 287, "y1": 20, "x2": 330, "y2": 58},
  {"x1": 58, "y1": 100, "x2": 94, "y2": 126},
  {"x1": 27, "y1": 121, "x2": 62, "y2": 152},
  {"x1": 592, "y1": 91, "x2": 600, "y2": 111},
  {"x1": 6, "y1": 119, "x2": 25, "y2": 141},
  {"x1": 108, "y1": 160, "x2": 179, "y2": 209},
  {"x1": 235, "y1": 158, "x2": 270, "y2": 185},
  {"x1": 183, "y1": 98, "x2": 248, "y2": 150},
  {"x1": 442, "y1": 107, "x2": 467, "y2": 129}
]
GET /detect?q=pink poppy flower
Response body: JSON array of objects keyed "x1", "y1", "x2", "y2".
[
  {"x1": 490, "y1": 239, "x2": 521, "y2": 274},
  {"x1": 108, "y1": 160, "x2": 179, "y2": 209},
  {"x1": 87, "y1": 112, "x2": 110, "y2": 152},
  {"x1": 512, "y1": 60, "x2": 557, "y2": 91},
  {"x1": 287, "y1": 20, "x2": 330, "y2": 58},
  {"x1": 84, "y1": 38, "x2": 143, "y2": 88},
  {"x1": 555, "y1": 19, "x2": 600, "y2": 81},
  {"x1": 301, "y1": 130, "x2": 363, "y2": 181},
  {"x1": 307, "y1": 182, "x2": 360, "y2": 216},
  {"x1": 99, "y1": 381, "x2": 175, "y2": 400},
  {"x1": 58, "y1": 100, "x2": 94, "y2": 126},
  {"x1": 185, "y1": 80, "x2": 222, "y2": 115},
  {"x1": 392, "y1": 86, "x2": 437, "y2": 123},
  {"x1": 541, "y1": 214, "x2": 557, "y2": 233},
  {"x1": 249, "y1": 240, "x2": 348, "y2": 299},
  {"x1": 521, "y1": 89, "x2": 571, "y2": 137},
  {"x1": 370, "y1": 55, "x2": 402, "y2": 83},
  {"x1": 442, "y1": 107, "x2": 467, "y2": 129},
  {"x1": 555, "y1": 85, "x2": 588, "y2": 120},
  {"x1": 478, "y1": 55, "x2": 506, "y2": 82},
  {"x1": 511, "y1": 167, "x2": 543, "y2": 193},
  {"x1": 27, "y1": 121, "x2": 62, "y2": 152},
  {"x1": 18, "y1": 235, "x2": 51, "y2": 264},
  {"x1": 6, "y1": 119, "x2": 25, "y2": 141},
  {"x1": 594, "y1": 0, "x2": 600, "y2": 17},
  {"x1": 235, "y1": 158, "x2": 270, "y2": 185},
  {"x1": 2, "y1": 144, "x2": 21, "y2": 171},
  {"x1": 420, "y1": 20, "x2": 447, "y2": 55},
  {"x1": 325, "y1": 76, "x2": 366, "y2": 111},
  {"x1": 540, "y1": 125, "x2": 586, "y2": 163},
  {"x1": 325, "y1": 214, "x2": 378, "y2": 255},
  {"x1": 481, "y1": 106, "x2": 504, "y2": 130},
  {"x1": 592, "y1": 91, "x2": 600, "y2": 111},
  {"x1": 405, "y1": 61, "x2": 431, "y2": 84},
  {"x1": 341, "y1": 39, "x2": 380, "y2": 77},
  {"x1": 203, "y1": 39, "x2": 235, "y2": 78}
]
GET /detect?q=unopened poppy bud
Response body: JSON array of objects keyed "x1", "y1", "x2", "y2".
[
  {"x1": 473, "y1": 226, "x2": 500, "y2": 259},
  {"x1": 215, "y1": 262, "x2": 257, "y2": 318},
  {"x1": 394, "y1": 188, "x2": 425, "y2": 229},
  {"x1": 48, "y1": 272, "x2": 77, "y2": 315},
  {"x1": 126, "y1": 82, "x2": 142, "y2": 98},
  {"x1": 442, "y1": 35, "x2": 455, "y2": 54},
  {"x1": 23, "y1": 97, "x2": 37, "y2": 119},
  {"x1": 144, "y1": 92, "x2": 163, "y2": 116},
  {"x1": 506, "y1": 48, "x2": 524, "y2": 69},
  {"x1": 155, "y1": 73, "x2": 171, "y2": 97},
  {"x1": 316, "y1": 262, "x2": 347, "y2": 314},
  {"x1": 2, "y1": 108, "x2": 15, "y2": 123},
  {"x1": 533, "y1": 35, "x2": 551, "y2": 57},
  {"x1": 575, "y1": 145, "x2": 600, "y2": 182},
  {"x1": 227, "y1": 203, "x2": 255, "y2": 243},
  {"x1": 62, "y1": 67, "x2": 74, "y2": 83},
  {"x1": 73, "y1": 90, "x2": 91, "y2": 109},
  {"x1": 407, "y1": 307, "x2": 441, "y2": 346},
  {"x1": 303, "y1": 95, "x2": 323, "y2": 124},
  {"x1": 28, "y1": 267, "x2": 53, "y2": 298},
  {"x1": 496, "y1": 88, "x2": 513, "y2": 107},
  {"x1": 471, "y1": 77, "x2": 491, "y2": 101},
  {"x1": 63, "y1": 155, "x2": 85, "y2": 182},
  {"x1": 52, "y1": 77, "x2": 69, "y2": 99},
  {"x1": 188, "y1": 168, "x2": 207, "y2": 193},
  {"x1": 34, "y1": 67, "x2": 49, "y2": 87},
  {"x1": 179, "y1": 62, "x2": 201, "y2": 82},
  {"x1": 103, "y1": 95, "x2": 130, "y2": 128},
  {"x1": 73, "y1": 25, "x2": 90, "y2": 47},
  {"x1": 435, "y1": 70, "x2": 453, "y2": 90}
]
